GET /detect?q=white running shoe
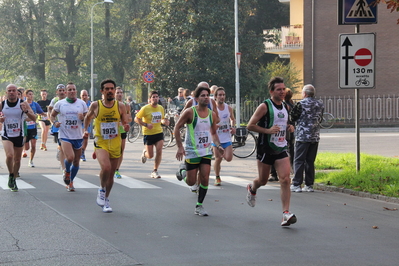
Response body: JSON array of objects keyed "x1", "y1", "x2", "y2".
[
  {"x1": 189, "y1": 184, "x2": 199, "y2": 193},
  {"x1": 151, "y1": 171, "x2": 161, "y2": 179},
  {"x1": 246, "y1": 184, "x2": 256, "y2": 207},
  {"x1": 28, "y1": 161, "x2": 35, "y2": 168},
  {"x1": 303, "y1": 185, "x2": 314, "y2": 192},
  {"x1": 194, "y1": 205, "x2": 208, "y2": 216},
  {"x1": 281, "y1": 211, "x2": 297, "y2": 226},
  {"x1": 102, "y1": 198, "x2": 113, "y2": 213},
  {"x1": 96, "y1": 188, "x2": 106, "y2": 207},
  {"x1": 290, "y1": 185, "x2": 302, "y2": 193}
]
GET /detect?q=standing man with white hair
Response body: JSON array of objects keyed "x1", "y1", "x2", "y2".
[{"x1": 290, "y1": 84, "x2": 324, "y2": 193}]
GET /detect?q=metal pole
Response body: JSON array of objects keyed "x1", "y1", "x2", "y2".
[
  {"x1": 234, "y1": 0, "x2": 240, "y2": 128},
  {"x1": 355, "y1": 24, "x2": 360, "y2": 172}
]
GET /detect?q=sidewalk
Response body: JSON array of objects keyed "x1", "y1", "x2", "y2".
[{"x1": 0, "y1": 189, "x2": 139, "y2": 265}]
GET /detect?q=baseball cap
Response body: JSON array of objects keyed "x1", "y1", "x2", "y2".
[{"x1": 56, "y1": 84, "x2": 65, "y2": 90}]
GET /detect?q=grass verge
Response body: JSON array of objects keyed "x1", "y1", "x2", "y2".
[{"x1": 315, "y1": 152, "x2": 399, "y2": 198}]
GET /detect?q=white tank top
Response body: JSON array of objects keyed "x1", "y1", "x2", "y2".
[
  {"x1": 1, "y1": 99, "x2": 24, "y2": 138},
  {"x1": 216, "y1": 103, "x2": 231, "y2": 144}
]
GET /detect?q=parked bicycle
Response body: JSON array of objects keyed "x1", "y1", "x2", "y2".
[
  {"x1": 231, "y1": 127, "x2": 257, "y2": 158},
  {"x1": 320, "y1": 112, "x2": 335, "y2": 129},
  {"x1": 127, "y1": 122, "x2": 142, "y2": 143}
]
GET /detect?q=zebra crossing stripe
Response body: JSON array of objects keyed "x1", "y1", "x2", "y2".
[
  {"x1": 210, "y1": 176, "x2": 278, "y2": 190},
  {"x1": 0, "y1": 175, "x2": 35, "y2": 190},
  {"x1": 115, "y1": 175, "x2": 161, "y2": 189},
  {"x1": 159, "y1": 175, "x2": 278, "y2": 190},
  {"x1": 43, "y1": 175, "x2": 98, "y2": 188},
  {"x1": 1, "y1": 174, "x2": 277, "y2": 190}
]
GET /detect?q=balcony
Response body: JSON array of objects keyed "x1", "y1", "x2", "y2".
[{"x1": 264, "y1": 24, "x2": 303, "y2": 54}]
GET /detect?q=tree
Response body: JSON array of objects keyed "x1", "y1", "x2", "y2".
[
  {"x1": 251, "y1": 59, "x2": 301, "y2": 99},
  {"x1": 372, "y1": 0, "x2": 399, "y2": 23},
  {"x1": 135, "y1": 0, "x2": 283, "y2": 99}
]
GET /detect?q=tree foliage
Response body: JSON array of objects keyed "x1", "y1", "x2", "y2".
[
  {"x1": 372, "y1": 0, "x2": 399, "y2": 24},
  {"x1": 0, "y1": 0, "x2": 295, "y2": 102}
]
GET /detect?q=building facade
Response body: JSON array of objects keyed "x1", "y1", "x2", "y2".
[{"x1": 265, "y1": 0, "x2": 399, "y2": 126}]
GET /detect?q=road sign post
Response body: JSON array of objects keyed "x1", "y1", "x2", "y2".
[
  {"x1": 339, "y1": 33, "x2": 375, "y2": 89},
  {"x1": 142, "y1": 71, "x2": 155, "y2": 100}
]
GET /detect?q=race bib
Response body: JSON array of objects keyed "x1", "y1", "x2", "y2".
[
  {"x1": 195, "y1": 131, "x2": 211, "y2": 149},
  {"x1": 100, "y1": 122, "x2": 118, "y2": 139},
  {"x1": 151, "y1": 112, "x2": 162, "y2": 124},
  {"x1": 65, "y1": 115, "x2": 79, "y2": 129},
  {"x1": 270, "y1": 124, "x2": 287, "y2": 147},
  {"x1": 5, "y1": 118, "x2": 21, "y2": 136}
]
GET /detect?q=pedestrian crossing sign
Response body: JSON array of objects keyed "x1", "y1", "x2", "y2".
[{"x1": 338, "y1": 0, "x2": 377, "y2": 25}]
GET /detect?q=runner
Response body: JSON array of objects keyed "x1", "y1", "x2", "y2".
[
  {"x1": 37, "y1": 89, "x2": 51, "y2": 151},
  {"x1": 24, "y1": 89, "x2": 46, "y2": 168},
  {"x1": 79, "y1": 89, "x2": 92, "y2": 162},
  {"x1": 50, "y1": 82, "x2": 88, "y2": 191},
  {"x1": 48, "y1": 84, "x2": 67, "y2": 170},
  {"x1": 174, "y1": 86, "x2": 224, "y2": 216},
  {"x1": 245, "y1": 77, "x2": 297, "y2": 226},
  {"x1": 114, "y1": 87, "x2": 132, "y2": 179},
  {"x1": 83, "y1": 79, "x2": 130, "y2": 213},
  {"x1": 0, "y1": 84, "x2": 36, "y2": 192},
  {"x1": 212, "y1": 87, "x2": 236, "y2": 186},
  {"x1": 135, "y1": 90, "x2": 169, "y2": 179}
]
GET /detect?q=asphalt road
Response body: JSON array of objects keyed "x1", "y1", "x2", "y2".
[{"x1": 0, "y1": 128, "x2": 398, "y2": 265}]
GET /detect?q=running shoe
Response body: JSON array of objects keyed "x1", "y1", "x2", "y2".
[
  {"x1": 176, "y1": 163, "x2": 186, "y2": 181},
  {"x1": 194, "y1": 205, "x2": 208, "y2": 216},
  {"x1": 214, "y1": 177, "x2": 222, "y2": 186},
  {"x1": 16, "y1": 172, "x2": 20, "y2": 178},
  {"x1": 281, "y1": 211, "x2": 297, "y2": 226},
  {"x1": 246, "y1": 184, "x2": 256, "y2": 207},
  {"x1": 80, "y1": 153, "x2": 86, "y2": 162},
  {"x1": 28, "y1": 161, "x2": 35, "y2": 168},
  {"x1": 290, "y1": 185, "x2": 302, "y2": 193},
  {"x1": 103, "y1": 198, "x2": 113, "y2": 213},
  {"x1": 97, "y1": 188, "x2": 106, "y2": 207},
  {"x1": 63, "y1": 170, "x2": 71, "y2": 185},
  {"x1": 40, "y1": 144, "x2": 44, "y2": 150},
  {"x1": 303, "y1": 185, "x2": 314, "y2": 192},
  {"x1": 41, "y1": 144, "x2": 47, "y2": 151},
  {"x1": 190, "y1": 184, "x2": 199, "y2": 193},
  {"x1": 67, "y1": 182, "x2": 75, "y2": 192},
  {"x1": 141, "y1": 150, "x2": 147, "y2": 164},
  {"x1": 8, "y1": 175, "x2": 18, "y2": 192},
  {"x1": 151, "y1": 171, "x2": 161, "y2": 179},
  {"x1": 114, "y1": 170, "x2": 122, "y2": 179},
  {"x1": 22, "y1": 152, "x2": 27, "y2": 158}
]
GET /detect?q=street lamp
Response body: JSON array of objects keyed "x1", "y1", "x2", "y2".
[{"x1": 91, "y1": 0, "x2": 114, "y2": 101}]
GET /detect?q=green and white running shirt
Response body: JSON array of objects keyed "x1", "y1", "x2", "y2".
[
  {"x1": 184, "y1": 107, "x2": 213, "y2": 159},
  {"x1": 257, "y1": 99, "x2": 288, "y2": 154}
]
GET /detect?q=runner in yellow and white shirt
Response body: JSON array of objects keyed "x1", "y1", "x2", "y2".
[{"x1": 135, "y1": 90, "x2": 169, "y2": 179}]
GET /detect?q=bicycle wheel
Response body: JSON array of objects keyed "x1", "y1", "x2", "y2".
[
  {"x1": 162, "y1": 125, "x2": 173, "y2": 148},
  {"x1": 232, "y1": 131, "x2": 257, "y2": 158},
  {"x1": 320, "y1": 113, "x2": 334, "y2": 129},
  {"x1": 127, "y1": 123, "x2": 141, "y2": 143}
]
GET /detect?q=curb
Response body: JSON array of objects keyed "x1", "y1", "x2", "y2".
[{"x1": 314, "y1": 183, "x2": 399, "y2": 204}]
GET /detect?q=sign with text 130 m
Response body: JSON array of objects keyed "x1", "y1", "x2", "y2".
[{"x1": 339, "y1": 33, "x2": 375, "y2": 89}]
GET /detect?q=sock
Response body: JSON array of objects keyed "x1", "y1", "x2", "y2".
[
  {"x1": 70, "y1": 165, "x2": 79, "y2": 181},
  {"x1": 64, "y1": 160, "x2": 72, "y2": 173},
  {"x1": 197, "y1": 184, "x2": 208, "y2": 204}
]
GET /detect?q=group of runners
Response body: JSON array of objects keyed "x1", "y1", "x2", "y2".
[{"x1": 1, "y1": 76, "x2": 297, "y2": 226}]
